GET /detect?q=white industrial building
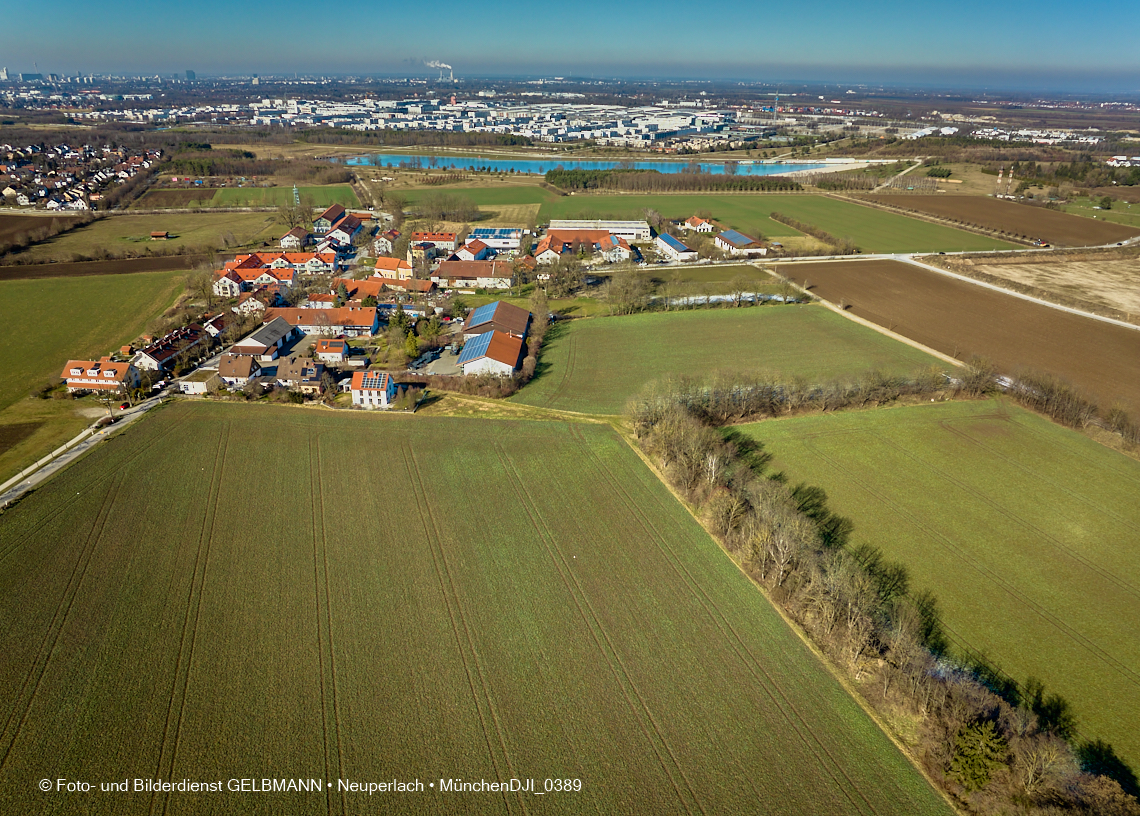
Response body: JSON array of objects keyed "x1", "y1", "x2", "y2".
[{"x1": 547, "y1": 220, "x2": 652, "y2": 242}]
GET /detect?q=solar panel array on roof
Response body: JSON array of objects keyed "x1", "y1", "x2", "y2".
[
  {"x1": 719, "y1": 229, "x2": 754, "y2": 247},
  {"x1": 658, "y1": 233, "x2": 691, "y2": 252},
  {"x1": 470, "y1": 228, "x2": 521, "y2": 238},
  {"x1": 457, "y1": 331, "x2": 494, "y2": 365},
  {"x1": 466, "y1": 301, "x2": 499, "y2": 329},
  {"x1": 358, "y1": 371, "x2": 389, "y2": 389}
]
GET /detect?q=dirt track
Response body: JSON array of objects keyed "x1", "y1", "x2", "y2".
[
  {"x1": 0, "y1": 255, "x2": 205, "y2": 281},
  {"x1": 861, "y1": 195, "x2": 1140, "y2": 247},
  {"x1": 794, "y1": 259, "x2": 1140, "y2": 414}
]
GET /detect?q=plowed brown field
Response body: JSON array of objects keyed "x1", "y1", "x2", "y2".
[
  {"x1": 794, "y1": 259, "x2": 1140, "y2": 413},
  {"x1": 861, "y1": 194, "x2": 1140, "y2": 247},
  {"x1": 0, "y1": 213, "x2": 79, "y2": 243}
]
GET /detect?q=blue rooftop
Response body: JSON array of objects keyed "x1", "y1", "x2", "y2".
[
  {"x1": 470, "y1": 227, "x2": 521, "y2": 238},
  {"x1": 466, "y1": 301, "x2": 501, "y2": 329},
  {"x1": 719, "y1": 229, "x2": 755, "y2": 247},
  {"x1": 457, "y1": 332, "x2": 494, "y2": 365},
  {"x1": 657, "y1": 233, "x2": 691, "y2": 252}
]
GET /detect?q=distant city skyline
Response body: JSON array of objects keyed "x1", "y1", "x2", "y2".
[{"x1": 4, "y1": 0, "x2": 1139, "y2": 94}]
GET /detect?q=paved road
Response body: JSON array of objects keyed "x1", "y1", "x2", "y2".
[{"x1": 0, "y1": 391, "x2": 169, "y2": 508}]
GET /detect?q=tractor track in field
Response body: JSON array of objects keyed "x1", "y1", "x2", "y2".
[
  {"x1": 544, "y1": 331, "x2": 578, "y2": 410},
  {"x1": 1012, "y1": 416, "x2": 1140, "y2": 486},
  {"x1": 576, "y1": 426, "x2": 882, "y2": 816},
  {"x1": 802, "y1": 436, "x2": 1140, "y2": 692},
  {"x1": 311, "y1": 434, "x2": 346, "y2": 816},
  {"x1": 492, "y1": 438, "x2": 703, "y2": 816},
  {"x1": 402, "y1": 444, "x2": 521, "y2": 816},
  {"x1": 939, "y1": 418, "x2": 1140, "y2": 540},
  {"x1": 0, "y1": 468, "x2": 125, "y2": 772},
  {"x1": 875, "y1": 424, "x2": 1140, "y2": 599},
  {"x1": 0, "y1": 409, "x2": 189, "y2": 569},
  {"x1": 151, "y1": 422, "x2": 229, "y2": 816}
]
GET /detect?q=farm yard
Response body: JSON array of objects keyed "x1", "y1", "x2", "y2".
[
  {"x1": 737, "y1": 399, "x2": 1140, "y2": 770},
  {"x1": 0, "y1": 402, "x2": 952, "y2": 816},
  {"x1": 512, "y1": 305, "x2": 943, "y2": 415},
  {"x1": 789, "y1": 259, "x2": 1140, "y2": 414},
  {"x1": 861, "y1": 194, "x2": 1140, "y2": 246}
]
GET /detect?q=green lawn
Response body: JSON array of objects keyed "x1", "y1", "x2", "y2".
[
  {"x1": 407, "y1": 186, "x2": 1015, "y2": 253},
  {"x1": 0, "y1": 402, "x2": 951, "y2": 816},
  {"x1": 513, "y1": 305, "x2": 944, "y2": 415},
  {"x1": 1062, "y1": 196, "x2": 1140, "y2": 230},
  {"x1": 736, "y1": 399, "x2": 1140, "y2": 770}
]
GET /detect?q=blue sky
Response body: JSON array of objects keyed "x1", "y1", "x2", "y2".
[{"x1": 5, "y1": 0, "x2": 1139, "y2": 93}]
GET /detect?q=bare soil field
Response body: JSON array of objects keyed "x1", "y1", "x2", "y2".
[
  {"x1": 134, "y1": 188, "x2": 217, "y2": 207},
  {"x1": 861, "y1": 194, "x2": 1140, "y2": 246},
  {"x1": 0, "y1": 420, "x2": 40, "y2": 454},
  {"x1": 0, "y1": 212, "x2": 80, "y2": 242},
  {"x1": 792, "y1": 259, "x2": 1140, "y2": 413},
  {"x1": 926, "y1": 249, "x2": 1140, "y2": 323},
  {"x1": 0, "y1": 255, "x2": 206, "y2": 281}
]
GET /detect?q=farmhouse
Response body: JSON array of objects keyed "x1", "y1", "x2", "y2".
[
  {"x1": 655, "y1": 233, "x2": 698, "y2": 262},
  {"x1": 457, "y1": 330, "x2": 524, "y2": 377},
  {"x1": 715, "y1": 229, "x2": 766, "y2": 257},
  {"x1": 432, "y1": 260, "x2": 513, "y2": 289},
  {"x1": 463, "y1": 300, "x2": 531, "y2": 340},
  {"x1": 60, "y1": 357, "x2": 140, "y2": 393},
  {"x1": 350, "y1": 370, "x2": 397, "y2": 409},
  {"x1": 132, "y1": 324, "x2": 208, "y2": 372},
  {"x1": 374, "y1": 256, "x2": 413, "y2": 279},
  {"x1": 218, "y1": 353, "x2": 262, "y2": 387},
  {"x1": 263, "y1": 307, "x2": 380, "y2": 337},
  {"x1": 229, "y1": 316, "x2": 298, "y2": 361},
  {"x1": 314, "y1": 338, "x2": 348, "y2": 363},
  {"x1": 683, "y1": 216, "x2": 715, "y2": 233},
  {"x1": 547, "y1": 219, "x2": 652, "y2": 241},
  {"x1": 411, "y1": 231, "x2": 457, "y2": 252}
]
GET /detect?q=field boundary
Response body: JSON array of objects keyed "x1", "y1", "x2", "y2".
[
  {"x1": 609, "y1": 420, "x2": 965, "y2": 816},
  {"x1": 837, "y1": 193, "x2": 1033, "y2": 247}
]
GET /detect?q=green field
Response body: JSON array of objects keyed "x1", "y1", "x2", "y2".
[
  {"x1": 513, "y1": 305, "x2": 943, "y2": 415},
  {"x1": 15, "y1": 211, "x2": 288, "y2": 261},
  {"x1": 0, "y1": 269, "x2": 185, "y2": 484},
  {"x1": 736, "y1": 399, "x2": 1140, "y2": 770},
  {"x1": 1062, "y1": 196, "x2": 1140, "y2": 229},
  {"x1": 208, "y1": 184, "x2": 360, "y2": 208},
  {"x1": 406, "y1": 187, "x2": 1016, "y2": 252},
  {"x1": 0, "y1": 402, "x2": 951, "y2": 815}
]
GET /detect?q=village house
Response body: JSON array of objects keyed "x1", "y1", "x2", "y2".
[
  {"x1": 60, "y1": 356, "x2": 140, "y2": 394},
  {"x1": 350, "y1": 370, "x2": 397, "y2": 409},
  {"x1": 432, "y1": 260, "x2": 513, "y2": 290},
  {"x1": 451, "y1": 239, "x2": 493, "y2": 262},
  {"x1": 373, "y1": 229, "x2": 400, "y2": 255},
  {"x1": 457, "y1": 331, "x2": 524, "y2": 377},
  {"x1": 374, "y1": 256, "x2": 414, "y2": 279},
  {"x1": 275, "y1": 355, "x2": 325, "y2": 395},
  {"x1": 327, "y1": 213, "x2": 364, "y2": 245},
  {"x1": 304, "y1": 293, "x2": 338, "y2": 309},
  {"x1": 682, "y1": 216, "x2": 715, "y2": 233},
  {"x1": 462, "y1": 300, "x2": 531, "y2": 340},
  {"x1": 218, "y1": 353, "x2": 262, "y2": 387},
  {"x1": 229, "y1": 316, "x2": 298, "y2": 361},
  {"x1": 314, "y1": 203, "x2": 346, "y2": 234},
  {"x1": 714, "y1": 229, "x2": 767, "y2": 257},
  {"x1": 314, "y1": 338, "x2": 348, "y2": 364},
  {"x1": 280, "y1": 226, "x2": 312, "y2": 250},
  {"x1": 599, "y1": 234, "x2": 633, "y2": 263},
  {"x1": 263, "y1": 306, "x2": 380, "y2": 337},
  {"x1": 411, "y1": 231, "x2": 457, "y2": 252},
  {"x1": 132, "y1": 324, "x2": 208, "y2": 372},
  {"x1": 178, "y1": 368, "x2": 220, "y2": 395}
]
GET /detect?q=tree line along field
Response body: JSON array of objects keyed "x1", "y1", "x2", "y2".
[
  {"x1": 788, "y1": 259, "x2": 1140, "y2": 415},
  {"x1": 0, "y1": 402, "x2": 952, "y2": 815},
  {"x1": 862, "y1": 194, "x2": 1140, "y2": 246},
  {"x1": 135, "y1": 184, "x2": 361, "y2": 210},
  {"x1": 512, "y1": 305, "x2": 944, "y2": 415},
  {"x1": 10, "y1": 211, "x2": 288, "y2": 261},
  {"x1": 735, "y1": 399, "x2": 1140, "y2": 771},
  {"x1": 404, "y1": 186, "x2": 1016, "y2": 253}
]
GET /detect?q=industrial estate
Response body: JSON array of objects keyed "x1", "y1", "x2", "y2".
[{"x1": 1, "y1": 60, "x2": 1140, "y2": 816}]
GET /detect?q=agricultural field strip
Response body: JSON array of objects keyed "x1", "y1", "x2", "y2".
[
  {"x1": 906, "y1": 257, "x2": 1140, "y2": 333},
  {"x1": 149, "y1": 421, "x2": 229, "y2": 816},
  {"x1": 543, "y1": 330, "x2": 579, "y2": 411},
  {"x1": 311, "y1": 434, "x2": 347, "y2": 816},
  {"x1": 795, "y1": 423, "x2": 1140, "y2": 694},
  {"x1": 565, "y1": 425, "x2": 885, "y2": 816},
  {"x1": 491, "y1": 437, "x2": 705, "y2": 815},
  {"x1": 400, "y1": 443, "x2": 519, "y2": 815}
]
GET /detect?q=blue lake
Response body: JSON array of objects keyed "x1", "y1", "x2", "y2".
[{"x1": 344, "y1": 153, "x2": 827, "y2": 177}]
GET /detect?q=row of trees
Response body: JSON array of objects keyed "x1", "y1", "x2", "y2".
[
  {"x1": 627, "y1": 372, "x2": 1139, "y2": 815},
  {"x1": 544, "y1": 168, "x2": 802, "y2": 193}
]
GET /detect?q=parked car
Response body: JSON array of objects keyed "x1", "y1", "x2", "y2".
[{"x1": 119, "y1": 402, "x2": 130, "y2": 410}]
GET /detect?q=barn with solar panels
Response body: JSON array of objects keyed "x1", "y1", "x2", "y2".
[
  {"x1": 350, "y1": 370, "x2": 398, "y2": 408},
  {"x1": 462, "y1": 301, "x2": 531, "y2": 340},
  {"x1": 457, "y1": 331, "x2": 524, "y2": 377}
]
